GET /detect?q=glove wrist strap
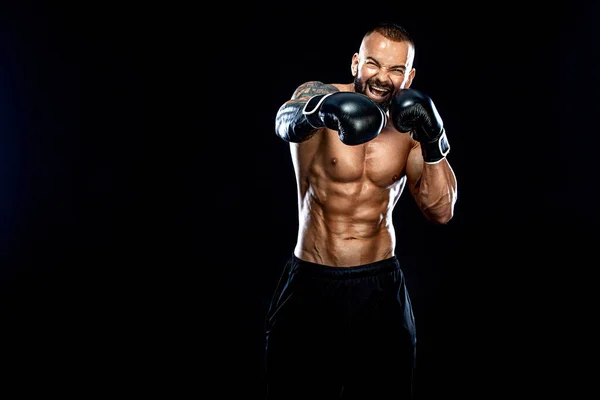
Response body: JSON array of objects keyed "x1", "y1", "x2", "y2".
[
  {"x1": 302, "y1": 94, "x2": 333, "y2": 128},
  {"x1": 421, "y1": 129, "x2": 450, "y2": 164}
]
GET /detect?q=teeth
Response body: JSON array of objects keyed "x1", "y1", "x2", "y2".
[{"x1": 371, "y1": 86, "x2": 388, "y2": 93}]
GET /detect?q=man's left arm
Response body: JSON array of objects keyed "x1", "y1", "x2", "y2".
[
  {"x1": 393, "y1": 88, "x2": 458, "y2": 224},
  {"x1": 405, "y1": 147, "x2": 457, "y2": 224}
]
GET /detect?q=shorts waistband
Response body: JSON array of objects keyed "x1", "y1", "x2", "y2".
[{"x1": 290, "y1": 254, "x2": 400, "y2": 279}]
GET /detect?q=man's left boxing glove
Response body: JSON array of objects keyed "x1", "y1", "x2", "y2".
[
  {"x1": 276, "y1": 92, "x2": 386, "y2": 145},
  {"x1": 390, "y1": 88, "x2": 450, "y2": 164}
]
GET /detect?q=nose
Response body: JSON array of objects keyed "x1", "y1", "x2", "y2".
[{"x1": 373, "y1": 68, "x2": 393, "y2": 87}]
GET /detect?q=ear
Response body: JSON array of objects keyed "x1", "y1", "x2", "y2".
[
  {"x1": 404, "y1": 68, "x2": 416, "y2": 88},
  {"x1": 351, "y1": 53, "x2": 359, "y2": 77}
]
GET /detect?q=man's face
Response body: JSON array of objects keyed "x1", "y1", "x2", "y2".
[{"x1": 352, "y1": 32, "x2": 415, "y2": 112}]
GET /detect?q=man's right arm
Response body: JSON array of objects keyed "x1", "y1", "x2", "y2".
[{"x1": 275, "y1": 81, "x2": 340, "y2": 143}]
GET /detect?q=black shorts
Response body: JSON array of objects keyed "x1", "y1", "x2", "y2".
[{"x1": 264, "y1": 254, "x2": 417, "y2": 399}]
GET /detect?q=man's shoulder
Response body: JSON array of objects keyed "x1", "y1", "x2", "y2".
[
  {"x1": 295, "y1": 81, "x2": 352, "y2": 92},
  {"x1": 332, "y1": 83, "x2": 353, "y2": 92},
  {"x1": 291, "y1": 81, "x2": 344, "y2": 99}
]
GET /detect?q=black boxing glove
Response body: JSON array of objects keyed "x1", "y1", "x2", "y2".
[
  {"x1": 391, "y1": 88, "x2": 450, "y2": 164},
  {"x1": 303, "y1": 92, "x2": 386, "y2": 145}
]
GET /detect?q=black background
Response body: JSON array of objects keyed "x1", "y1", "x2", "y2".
[{"x1": 0, "y1": 1, "x2": 597, "y2": 398}]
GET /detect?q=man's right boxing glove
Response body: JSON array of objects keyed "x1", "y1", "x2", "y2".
[
  {"x1": 276, "y1": 91, "x2": 386, "y2": 146},
  {"x1": 302, "y1": 92, "x2": 386, "y2": 145}
]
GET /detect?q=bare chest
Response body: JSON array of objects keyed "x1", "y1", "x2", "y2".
[{"x1": 314, "y1": 127, "x2": 412, "y2": 188}]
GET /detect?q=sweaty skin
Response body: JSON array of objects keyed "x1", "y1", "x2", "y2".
[{"x1": 284, "y1": 32, "x2": 457, "y2": 267}]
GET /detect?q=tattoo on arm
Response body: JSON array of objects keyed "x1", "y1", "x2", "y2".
[
  {"x1": 275, "y1": 81, "x2": 340, "y2": 143},
  {"x1": 292, "y1": 81, "x2": 340, "y2": 100}
]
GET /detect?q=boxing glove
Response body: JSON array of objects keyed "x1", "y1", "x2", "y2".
[
  {"x1": 390, "y1": 88, "x2": 450, "y2": 164},
  {"x1": 303, "y1": 92, "x2": 387, "y2": 145}
]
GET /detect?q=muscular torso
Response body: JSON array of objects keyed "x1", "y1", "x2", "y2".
[{"x1": 291, "y1": 100, "x2": 415, "y2": 267}]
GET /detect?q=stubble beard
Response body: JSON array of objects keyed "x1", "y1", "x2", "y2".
[{"x1": 353, "y1": 76, "x2": 393, "y2": 113}]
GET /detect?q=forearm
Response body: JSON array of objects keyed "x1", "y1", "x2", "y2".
[
  {"x1": 414, "y1": 159, "x2": 457, "y2": 224},
  {"x1": 275, "y1": 81, "x2": 340, "y2": 143},
  {"x1": 275, "y1": 99, "x2": 318, "y2": 143}
]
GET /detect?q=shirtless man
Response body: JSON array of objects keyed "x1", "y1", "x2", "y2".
[{"x1": 264, "y1": 22, "x2": 457, "y2": 399}]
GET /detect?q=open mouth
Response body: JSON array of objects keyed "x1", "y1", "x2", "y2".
[{"x1": 367, "y1": 85, "x2": 391, "y2": 101}]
